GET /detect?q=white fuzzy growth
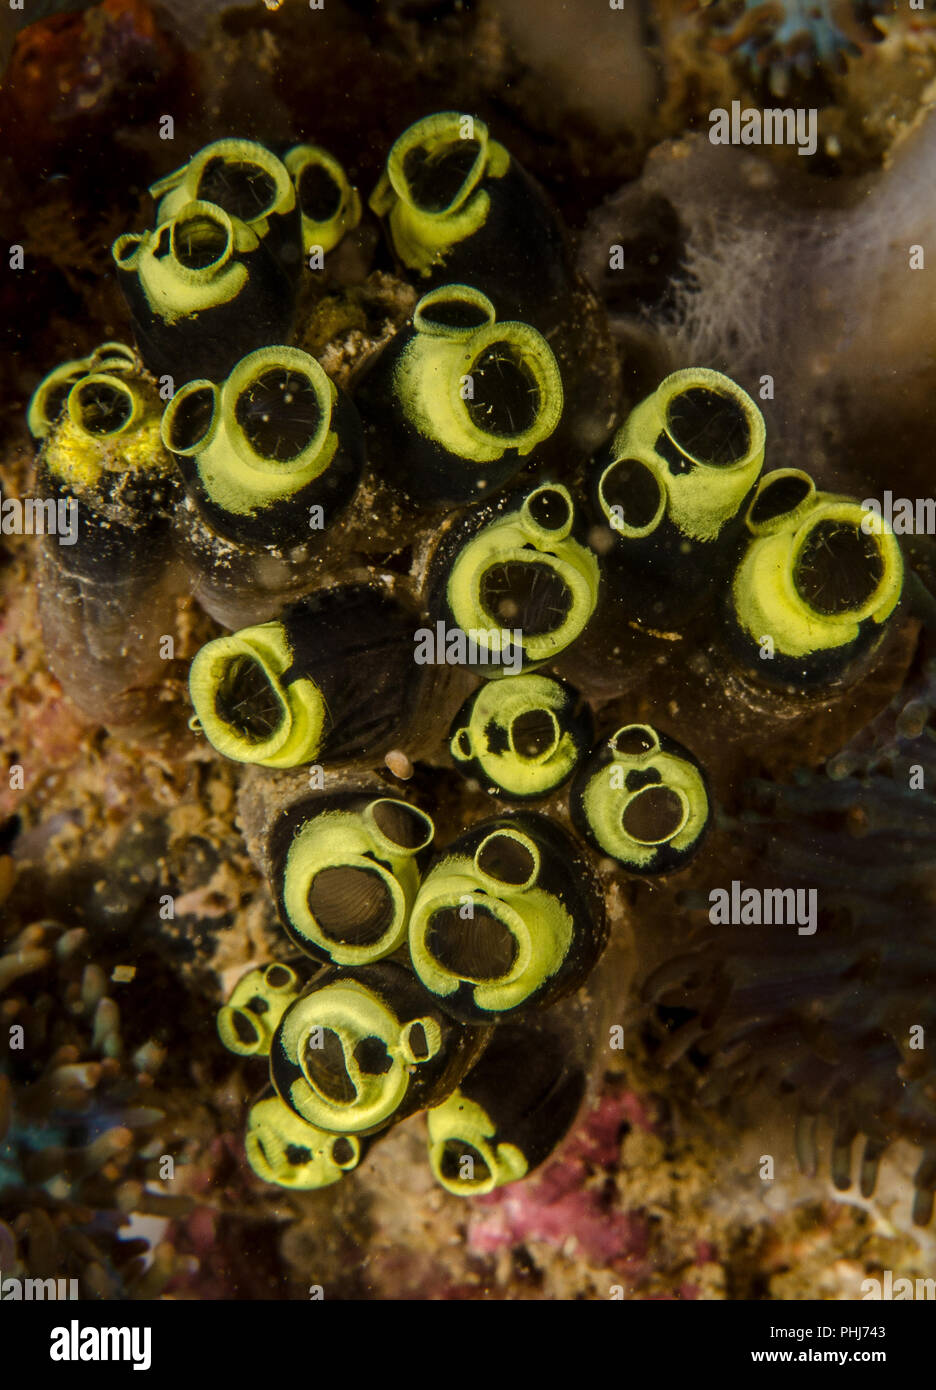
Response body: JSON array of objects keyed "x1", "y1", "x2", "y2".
[{"x1": 582, "y1": 115, "x2": 936, "y2": 481}]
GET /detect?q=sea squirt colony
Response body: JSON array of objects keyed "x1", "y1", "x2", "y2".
[{"x1": 25, "y1": 113, "x2": 914, "y2": 1204}]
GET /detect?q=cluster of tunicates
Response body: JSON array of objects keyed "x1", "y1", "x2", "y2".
[{"x1": 26, "y1": 113, "x2": 905, "y2": 1194}]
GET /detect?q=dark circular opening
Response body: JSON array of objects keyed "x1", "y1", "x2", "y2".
[
  {"x1": 197, "y1": 156, "x2": 277, "y2": 221},
  {"x1": 602, "y1": 458, "x2": 663, "y2": 529},
  {"x1": 792, "y1": 520, "x2": 885, "y2": 616},
  {"x1": 419, "y1": 296, "x2": 492, "y2": 331},
  {"x1": 371, "y1": 799, "x2": 430, "y2": 850},
  {"x1": 44, "y1": 373, "x2": 85, "y2": 427},
  {"x1": 167, "y1": 385, "x2": 214, "y2": 452},
  {"x1": 440, "y1": 1140, "x2": 491, "y2": 1184},
  {"x1": 527, "y1": 488, "x2": 571, "y2": 531},
  {"x1": 612, "y1": 726, "x2": 656, "y2": 757},
  {"x1": 115, "y1": 238, "x2": 139, "y2": 264},
  {"x1": 426, "y1": 905, "x2": 518, "y2": 981},
  {"x1": 298, "y1": 161, "x2": 343, "y2": 223},
  {"x1": 407, "y1": 1023, "x2": 429, "y2": 1060},
  {"x1": 265, "y1": 965, "x2": 292, "y2": 990},
  {"x1": 303, "y1": 1028, "x2": 356, "y2": 1104},
  {"x1": 402, "y1": 137, "x2": 482, "y2": 212},
  {"x1": 511, "y1": 708, "x2": 556, "y2": 760},
  {"x1": 479, "y1": 561, "x2": 573, "y2": 636},
  {"x1": 750, "y1": 474, "x2": 812, "y2": 524},
  {"x1": 666, "y1": 386, "x2": 750, "y2": 466},
  {"x1": 73, "y1": 380, "x2": 133, "y2": 436},
  {"x1": 173, "y1": 214, "x2": 230, "y2": 270},
  {"x1": 214, "y1": 655, "x2": 281, "y2": 745},
  {"x1": 455, "y1": 730, "x2": 473, "y2": 759},
  {"x1": 232, "y1": 1011, "x2": 259, "y2": 1047},
  {"x1": 353, "y1": 1035, "x2": 392, "y2": 1075},
  {"x1": 234, "y1": 368, "x2": 322, "y2": 462},
  {"x1": 465, "y1": 342, "x2": 541, "y2": 437},
  {"x1": 306, "y1": 865, "x2": 395, "y2": 946},
  {"x1": 332, "y1": 1137, "x2": 355, "y2": 1166},
  {"x1": 624, "y1": 768, "x2": 661, "y2": 793},
  {"x1": 477, "y1": 833, "x2": 535, "y2": 885},
  {"x1": 622, "y1": 786, "x2": 685, "y2": 844},
  {"x1": 285, "y1": 1143, "x2": 310, "y2": 1166}
]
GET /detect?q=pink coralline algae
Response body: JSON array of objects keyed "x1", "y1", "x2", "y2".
[{"x1": 468, "y1": 1092, "x2": 651, "y2": 1270}]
